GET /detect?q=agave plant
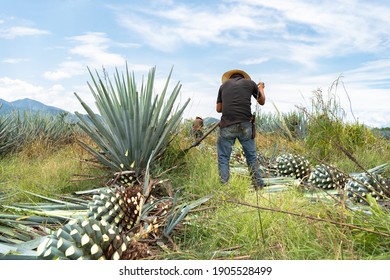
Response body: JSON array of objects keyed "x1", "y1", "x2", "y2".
[
  {"x1": 42, "y1": 64, "x2": 204, "y2": 259},
  {"x1": 0, "y1": 114, "x2": 20, "y2": 156},
  {"x1": 74, "y1": 65, "x2": 190, "y2": 177}
]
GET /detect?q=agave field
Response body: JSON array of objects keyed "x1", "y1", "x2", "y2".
[{"x1": 0, "y1": 66, "x2": 389, "y2": 260}]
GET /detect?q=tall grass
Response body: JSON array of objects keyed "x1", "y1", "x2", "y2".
[
  {"x1": 254, "y1": 87, "x2": 388, "y2": 174},
  {"x1": 297, "y1": 88, "x2": 384, "y2": 173}
]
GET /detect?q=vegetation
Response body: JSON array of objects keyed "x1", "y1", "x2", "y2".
[
  {"x1": 74, "y1": 66, "x2": 189, "y2": 175},
  {"x1": 0, "y1": 111, "x2": 80, "y2": 157},
  {"x1": 0, "y1": 69, "x2": 389, "y2": 260}
]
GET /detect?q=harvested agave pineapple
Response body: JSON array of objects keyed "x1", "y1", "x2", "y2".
[
  {"x1": 115, "y1": 170, "x2": 138, "y2": 187},
  {"x1": 88, "y1": 185, "x2": 143, "y2": 231},
  {"x1": 308, "y1": 164, "x2": 347, "y2": 189},
  {"x1": 346, "y1": 172, "x2": 390, "y2": 204},
  {"x1": 275, "y1": 153, "x2": 311, "y2": 180},
  {"x1": 37, "y1": 218, "x2": 149, "y2": 260}
]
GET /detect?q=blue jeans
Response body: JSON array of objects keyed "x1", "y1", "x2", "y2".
[{"x1": 217, "y1": 122, "x2": 264, "y2": 188}]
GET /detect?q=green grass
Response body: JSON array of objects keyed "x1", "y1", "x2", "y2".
[
  {"x1": 1, "y1": 124, "x2": 389, "y2": 260},
  {"x1": 170, "y1": 175, "x2": 389, "y2": 259},
  {"x1": 0, "y1": 140, "x2": 103, "y2": 203}
]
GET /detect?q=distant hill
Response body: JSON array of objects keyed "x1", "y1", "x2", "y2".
[
  {"x1": 203, "y1": 117, "x2": 219, "y2": 126},
  {"x1": 11, "y1": 98, "x2": 66, "y2": 114},
  {"x1": 0, "y1": 98, "x2": 67, "y2": 116},
  {"x1": 0, "y1": 98, "x2": 83, "y2": 124},
  {"x1": 0, "y1": 99, "x2": 13, "y2": 112}
]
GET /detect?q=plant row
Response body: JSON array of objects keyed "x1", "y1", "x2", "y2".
[{"x1": 0, "y1": 111, "x2": 81, "y2": 157}]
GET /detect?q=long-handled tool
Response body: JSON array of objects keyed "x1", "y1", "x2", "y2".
[{"x1": 255, "y1": 80, "x2": 266, "y2": 246}]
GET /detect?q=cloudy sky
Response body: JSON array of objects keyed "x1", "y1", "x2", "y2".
[{"x1": 1, "y1": 0, "x2": 389, "y2": 127}]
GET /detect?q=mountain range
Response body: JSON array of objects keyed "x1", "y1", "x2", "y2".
[{"x1": 0, "y1": 98, "x2": 68, "y2": 116}]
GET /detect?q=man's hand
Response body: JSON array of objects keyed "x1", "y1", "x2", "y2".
[
  {"x1": 256, "y1": 82, "x2": 266, "y2": 105},
  {"x1": 216, "y1": 102, "x2": 222, "y2": 113}
]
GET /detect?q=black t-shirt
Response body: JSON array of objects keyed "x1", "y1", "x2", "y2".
[{"x1": 217, "y1": 77, "x2": 260, "y2": 128}]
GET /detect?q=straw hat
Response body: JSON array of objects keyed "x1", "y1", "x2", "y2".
[{"x1": 221, "y1": 69, "x2": 251, "y2": 83}]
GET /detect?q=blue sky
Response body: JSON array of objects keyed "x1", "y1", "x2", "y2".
[{"x1": 1, "y1": 0, "x2": 390, "y2": 127}]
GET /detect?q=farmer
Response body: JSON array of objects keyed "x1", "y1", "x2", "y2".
[
  {"x1": 192, "y1": 116, "x2": 204, "y2": 140},
  {"x1": 216, "y1": 69, "x2": 266, "y2": 189}
]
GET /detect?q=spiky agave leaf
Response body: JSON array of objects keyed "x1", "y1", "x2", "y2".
[
  {"x1": 163, "y1": 194, "x2": 211, "y2": 237},
  {"x1": 0, "y1": 113, "x2": 21, "y2": 156},
  {"x1": 140, "y1": 199, "x2": 174, "y2": 238},
  {"x1": 74, "y1": 65, "x2": 190, "y2": 176},
  {"x1": 308, "y1": 164, "x2": 348, "y2": 189},
  {"x1": 275, "y1": 153, "x2": 311, "y2": 180}
]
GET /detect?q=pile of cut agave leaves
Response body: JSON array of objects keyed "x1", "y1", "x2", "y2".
[{"x1": 0, "y1": 172, "x2": 210, "y2": 260}]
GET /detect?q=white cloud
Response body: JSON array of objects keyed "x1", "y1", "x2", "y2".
[
  {"x1": 114, "y1": 3, "x2": 270, "y2": 52},
  {"x1": 355, "y1": 109, "x2": 389, "y2": 128},
  {"x1": 113, "y1": 0, "x2": 390, "y2": 69},
  {"x1": 240, "y1": 57, "x2": 269, "y2": 65},
  {"x1": 2, "y1": 58, "x2": 30, "y2": 64},
  {"x1": 235, "y1": 0, "x2": 390, "y2": 63},
  {"x1": 0, "y1": 77, "x2": 43, "y2": 96},
  {"x1": 343, "y1": 59, "x2": 390, "y2": 85},
  {"x1": 0, "y1": 26, "x2": 50, "y2": 39},
  {"x1": 43, "y1": 70, "x2": 73, "y2": 81},
  {"x1": 43, "y1": 61, "x2": 85, "y2": 81},
  {"x1": 69, "y1": 32, "x2": 125, "y2": 68},
  {"x1": 42, "y1": 32, "x2": 149, "y2": 81},
  {"x1": 0, "y1": 77, "x2": 88, "y2": 114}
]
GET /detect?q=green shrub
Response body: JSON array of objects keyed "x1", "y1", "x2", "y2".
[{"x1": 302, "y1": 88, "x2": 375, "y2": 161}]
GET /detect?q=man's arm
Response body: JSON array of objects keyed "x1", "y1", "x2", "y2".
[
  {"x1": 216, "y1": 86, "x2": 223, "y2": 112},
  {"x1": 256, "y1": 82, "x2": 266, "y2": 105},
  {"x1": 216, "y1": 102, "x2": 222, "y2": 113}
]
